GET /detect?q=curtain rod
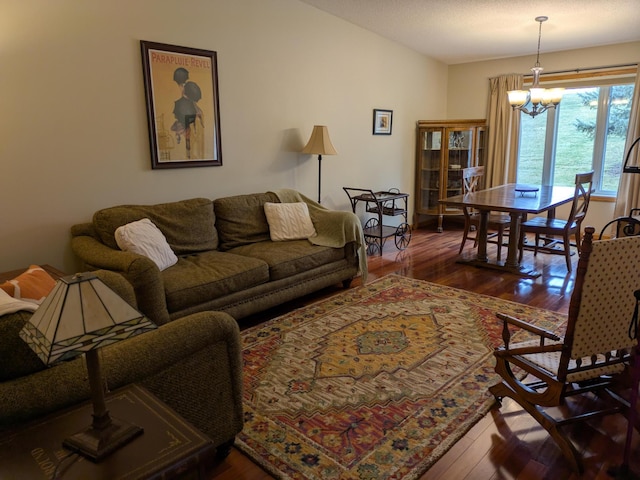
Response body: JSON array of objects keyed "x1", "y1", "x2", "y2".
[{"x1": 523, "y1": 62, "x2": 638, "y2": 78}]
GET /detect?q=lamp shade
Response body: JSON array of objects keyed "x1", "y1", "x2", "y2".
[
  {"x1": 508, "y1": 90, "x2": 529, "y2": 107},
  {"x1": 301, "y1": 125, "x2": 337, "y2": 156},
  {"x1": 20, "y1": 273, "x2": 156, "y2": 365}
]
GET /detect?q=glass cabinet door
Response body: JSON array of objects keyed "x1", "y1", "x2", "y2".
[
  {"x1": 418, "y1": 129, "x2": 443, "y2": 213},
  {"x1": 476, "y1": 126, "x2": 486, "y2": 168}
]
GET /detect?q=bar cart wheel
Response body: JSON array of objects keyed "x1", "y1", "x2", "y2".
[
  {"x1": 395, "y1": 223, "x2": 412, "y2": 250},
  {"x1": 363, "y1": 217, "x2": 382, "y2": 255}
]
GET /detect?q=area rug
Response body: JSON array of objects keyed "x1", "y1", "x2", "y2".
[{"x1": 236, "y1": 274, "x2": 566, "y2": 480}]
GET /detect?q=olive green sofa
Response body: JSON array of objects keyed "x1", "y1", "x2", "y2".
[
  {"x1": 0, "y1": 271, "x2": 243, "y2": 459},
  {"x1": 70, "y1": 190, "x2": 365, "y2": 325}
]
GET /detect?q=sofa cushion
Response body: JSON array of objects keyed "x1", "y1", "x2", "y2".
[
  {"x1": 93, "y1": 198, "x2": 217, "y2": 255},
  {"x1": 0, "y1": 311, "x2": 46, "y2": 382},
  {"x1": 162, "y1": 251, "x2": 270, "y2": 313},
  {"x1": 115, "y1": 218, "x2": 178, "y2": 271},
  {"x1": 264, "y1": 202, "x2": 317, "y2": 241},
  {"x1": 214, "y1": 192, "x2": 279, "y2": 250},
  {"x1": 228, "y1": 240, "x2": 345, "y2": 281}
]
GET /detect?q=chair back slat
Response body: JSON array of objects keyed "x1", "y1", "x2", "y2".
[
  {"x1": 462, "y1": 166, "x2": 484, "y2": 218},
  {"x1": 568, "y1": 233, "x2": 640, "y2": 359},
  {"x1": 462, "y1": 166, "x2": 484, "y2": 195},
  {"x1": 566, "y1": 171, "x2": 594, "y2": 228}
]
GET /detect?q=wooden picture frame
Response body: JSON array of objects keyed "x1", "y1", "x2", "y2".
[
  {"x1": 140, "y1": 41, "x2": 222, "y2": 169},
  {"x1": 373, "y1": 109, "x2": 393, "y2": 135}
]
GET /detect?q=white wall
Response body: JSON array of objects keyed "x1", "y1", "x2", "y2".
[
  {"x1": 446, "y1": 42, "x2": 640, "y2": 232},
  {"x1": 1, "y1": 0, "x2": 446, "y2": 272}
]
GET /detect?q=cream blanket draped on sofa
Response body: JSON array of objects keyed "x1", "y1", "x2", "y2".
[{"x1": 272, "y1": 189, "x2": 368, "y2": 283}]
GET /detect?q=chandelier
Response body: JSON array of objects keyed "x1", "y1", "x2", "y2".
[{"x1": 508, "y1": 16, "x2": 564, "y2": 118}]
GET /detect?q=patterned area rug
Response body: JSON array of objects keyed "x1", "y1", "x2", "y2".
[{"x1": 236, "y1": 274, "x2": 566, "y2": 479}]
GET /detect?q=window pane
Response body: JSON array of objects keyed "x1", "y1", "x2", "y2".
[
  {"x1": 516, "y1": 110, "x2": 546, "y2": 185},
  {"x1": 553, "y1": 88, "x2": 597, "y2": 186},
  {"x1": 602, "y1": 84, "x2": 633, "y2": 192}
]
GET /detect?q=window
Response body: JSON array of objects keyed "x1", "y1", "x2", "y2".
[{"x1": 516, "y1": 81, "x2": 634, "y2": 195}]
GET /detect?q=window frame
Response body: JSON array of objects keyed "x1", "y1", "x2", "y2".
[{"x1": 515, "y1": 67, "x2": 636, "y2": 196}]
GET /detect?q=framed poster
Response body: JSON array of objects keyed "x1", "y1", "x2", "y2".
[
  {"x1": 141, "y1": 41, "x2": 222, "y2": 169},
  {"x1": 373, "y1": 109, "x2": 393, "y2": 135}
]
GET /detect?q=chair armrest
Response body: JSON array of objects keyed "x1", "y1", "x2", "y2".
[
  {"x1": 0, "y1": 311, "x2": 243, "y2": 447},
  {"x1": 496, "y1": 312, "x2": 562, "y2": 348},
  {"x1": 71, "y1": 235, "x2": 170, "y2": 325},
  {"x1": 106, "y1": 310, "x2": 244, "y2": 447},
  {"x1": 494, "y1": 342, "x2": 564, "y2": 357},
  {"x1": 71, "y1": 234, "x2": 150, "y2": 272}
]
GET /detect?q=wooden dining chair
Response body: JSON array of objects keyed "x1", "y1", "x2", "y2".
[
  {"x1": 458, "y1": 166, "x2": 511, "y2": 260},
  {"x1": 518, "y1": 171, "x2": 594, "y2": 272},
  {"x1": 490, "y1": 227, "x2": 640, "y2": 472}
]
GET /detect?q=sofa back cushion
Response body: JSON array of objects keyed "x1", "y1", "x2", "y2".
[
  {"x1": 214, "y1": 192, "x2": 279, "y2": 250},
  {"x1": 93, "y1": 198, "x2": 218, "y2": 255}
]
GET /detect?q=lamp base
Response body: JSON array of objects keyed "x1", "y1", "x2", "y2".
[{"x1": 63, "y1": 417, "x2": 143, "y2": 462}]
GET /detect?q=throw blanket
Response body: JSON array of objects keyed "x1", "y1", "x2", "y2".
[{"x1": 272, "y1": 189, "x2": 368, "y2": 283}]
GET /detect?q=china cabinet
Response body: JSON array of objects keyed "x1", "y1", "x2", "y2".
[{"x1": 414, "y1": 119, "x2": 486, "y2": 232}]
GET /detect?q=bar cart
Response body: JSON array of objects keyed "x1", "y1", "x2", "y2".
[{"x1": 343, "y1": 187, "x2": 411, "y2": 255}]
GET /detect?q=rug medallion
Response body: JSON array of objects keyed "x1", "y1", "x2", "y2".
[{"x1": 237, "y1": 274, "x2": 566, "y2": 479}]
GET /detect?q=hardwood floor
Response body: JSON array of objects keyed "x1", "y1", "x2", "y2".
[{"x1": 208, "y1": 225, "x2": 638, "y2": 479}]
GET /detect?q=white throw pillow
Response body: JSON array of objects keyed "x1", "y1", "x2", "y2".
[
  {"x1": 264, "y1": 202, "x2": 317, "y2": 241},
  {"x1": 115, "y1": 218, "x2": 178, "y2": 271}
]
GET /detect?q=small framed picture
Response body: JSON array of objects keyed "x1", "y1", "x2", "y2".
[{"x1": 372, "y1": 109, "x2": 393, "y2": 135}]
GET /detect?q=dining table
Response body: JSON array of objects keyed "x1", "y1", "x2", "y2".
[{"x1": 439, "y1": 183, "x2": 576, "y2": 277}]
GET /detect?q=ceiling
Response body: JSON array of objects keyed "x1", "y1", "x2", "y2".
[{"x1": 297, "y1": 0, "x2": 640, "y2": 65}]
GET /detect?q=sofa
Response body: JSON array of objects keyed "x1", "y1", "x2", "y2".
[
  {"x1": 0, "y1": 270, "x2": 244, "y2": 459},
  {"x1": 70, "y1": 190, "x2": 366, "y2": 325}
]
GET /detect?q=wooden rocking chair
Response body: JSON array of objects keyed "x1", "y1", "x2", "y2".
[{"x1": 489, "y1": 226, "x2": 640, "y2": 472}]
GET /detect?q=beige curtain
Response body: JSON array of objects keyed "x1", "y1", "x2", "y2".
[
  {"x1": 614, "y1": 65, "x2": 640, "y2": 217},
  {"x1": 485, "y1": 74, "x2": 522, "y2": 187}
]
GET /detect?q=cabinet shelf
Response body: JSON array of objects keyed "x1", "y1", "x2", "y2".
[{"x1": 366, "y1": 206, "x2": 407, "y2": 216}]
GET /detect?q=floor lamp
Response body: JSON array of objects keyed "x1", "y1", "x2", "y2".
[{"x1": 301, "y1": 125, "x2": 337, "y2": 203}]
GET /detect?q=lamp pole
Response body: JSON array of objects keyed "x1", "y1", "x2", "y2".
[{"x1": 317, "y1": 154, "x2": 322, "y2": 203}]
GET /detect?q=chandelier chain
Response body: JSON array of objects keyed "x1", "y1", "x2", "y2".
[{"x1": 535, "y1": 20, "x2": 542, "y2": 67}]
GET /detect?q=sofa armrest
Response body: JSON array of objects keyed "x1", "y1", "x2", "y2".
[
  {"x1": 0, "y1": 311, "x2": 243, "y2": 449},
  {"x1": 71, "y1": 235, "x2": 170, "y2": 325}
]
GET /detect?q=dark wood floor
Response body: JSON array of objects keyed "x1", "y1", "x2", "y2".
[{"x1": 208, "y1": 225, "x2": 638, "y2": 480}]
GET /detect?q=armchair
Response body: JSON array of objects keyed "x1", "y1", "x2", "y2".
[{"x1": 0, "y1": 270, "x2": 243, "y2": 459}]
